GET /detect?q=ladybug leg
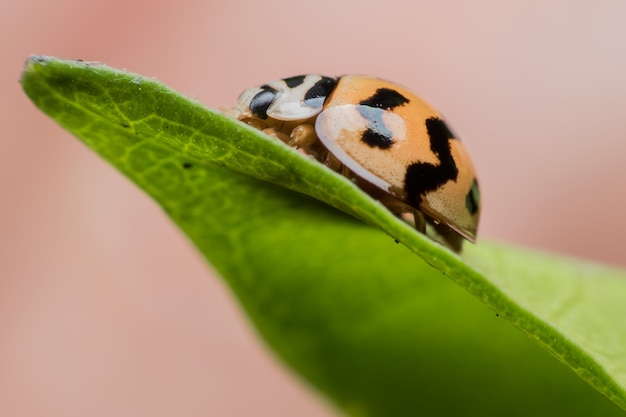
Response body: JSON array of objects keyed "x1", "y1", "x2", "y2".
[
  {"x1": 236, "y1": 117, "x2": 292, "y2": 143},
  {"x1": 427, "y1": 221, "x2": 463, "y2": 253},
  {"x1": 288, "y1": 123, "x2": 332, "y2": 161},
  {"x1": 410, "y1": 211, "x2": 464, "y2": 252},
  {"x1": 237, "y1": 116, "x2": 265, "y2": 130},
  {"x1": 260, "y1": 127, "x2": 291, "y2": 144},
  {"x1": 376, "y1": 194, "x2": 426, "y2": 233},
  {"x1": 412, "y1": 211, "x2": 427, "y2": 234},
  {"x1": 325, "y1": 152, "x2": 343, "y2": 172},
  {"x1": 288, "y1": 124, "x2": 317, "y2": 148}
]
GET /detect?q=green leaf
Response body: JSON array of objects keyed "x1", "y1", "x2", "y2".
[{"x1": 21, "y1": 55, "x2": 626, "y2": 416}]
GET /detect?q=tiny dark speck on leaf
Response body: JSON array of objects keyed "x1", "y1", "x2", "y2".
[
  {"x1": 183, "y1": 163, "x2": 193, "y2": 169},
  {"x1": 394, "y1": 239, "x2": 399, "y2": 244}
]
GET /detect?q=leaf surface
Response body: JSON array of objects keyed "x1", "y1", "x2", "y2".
[{"x1": 21, "y1": 56, "x2": 626, "y2": 416}]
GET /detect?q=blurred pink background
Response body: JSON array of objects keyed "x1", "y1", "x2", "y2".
[{"x1": 2, "y1": 1, "x2": 626, "y2": 416}]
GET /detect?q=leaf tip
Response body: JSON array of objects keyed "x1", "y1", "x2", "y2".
[
  {"x1": 22, "y1": 54, "x2": 52, "y2": 74},
  {"x1": 26, "y1": 54, "x2": 52, "y2": 65}
]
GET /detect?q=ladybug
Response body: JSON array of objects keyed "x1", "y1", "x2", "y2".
[{"x1": 228, "y1": 74, "x2": 480, "y2": 252}]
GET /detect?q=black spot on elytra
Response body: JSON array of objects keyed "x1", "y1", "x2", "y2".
[
  {"x1": 357, "y1": 105, "x2": 395, "y2": 149},
  {"x1": 361, "y1": 129, "x2": 393, "y2": 149},
  {"x1": 283, "y1": 75, "x2": 306, "y2": 88},
  {"x1": 466, "y1": 179, "x2": 480, "y2": 215},
  {"x1": 182, "y1": 163, "x2": 193, "y2": 169},
  {"x1": 355, "y1": 88, "x2": 409, "y2": 149},
  {"x1": 404, "y1": 118, "x2": 459, "y2": 205},
  {"x1": 249, "y1": 85, "x2": 277, "y2": 119},
  {"x1": 359, "y1": 88, "x2": 410, "y2": 110},
  {"x1": 303, "y1": 76, "x2": 337, "y2": 109}
]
